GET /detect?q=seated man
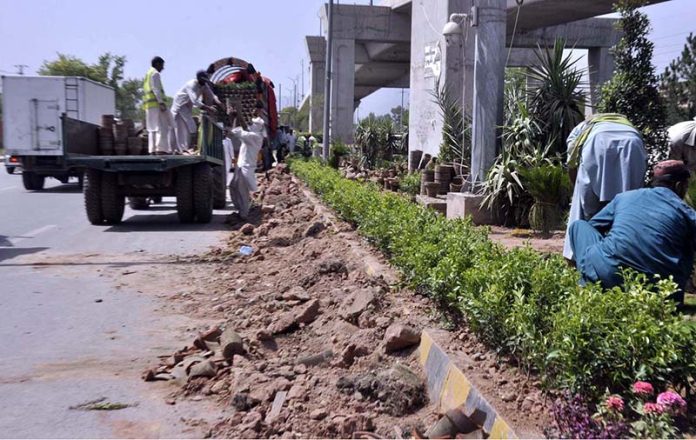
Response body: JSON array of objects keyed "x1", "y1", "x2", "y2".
[{"x1": 568, "y1": 160, "x2": 696, "y2": 304}]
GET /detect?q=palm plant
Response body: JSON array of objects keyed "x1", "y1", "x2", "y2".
[
  {"x1": 520, "y1": 164, "x2": 570, "y2": 234},
  {"x1": 430, "y1": 79, "x2": 471, "y2": 173},
  {"x1": 354, "y1": 117, "x2": 381, "y2": 168},
  {"x1": 528, "y1": 38, "x2": 587, "y2": 159}
]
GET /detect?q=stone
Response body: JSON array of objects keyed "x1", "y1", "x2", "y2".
[
  {"x1": 266, "y1": 391, "x2": 287, "y2": 422},
  {"x1": 383, "y1": 324, "x2": 421, "y2": 352},
  {"x1": 458, "y1": 429, "x2": 486, "y2": 439},
  {"x1": 257, "y1": 330, "x2": 273, "y2": 341},
  {"x1": 296, "y1": 350, "x2": 334, "y2": 367},
  {"x1": 240, "y1": 223, "x2": 255, "y2": 235},
  {"x1": 282, "y1": 287, "x2": 311, "y2": 302},
  {"x1": 501, "y1": 392, "x2": 516, "y2": 403},
  {"x1": 188, "y1": 360, "x2": 218, "y2": 378},
  {"x1": 310, "y1": 408, "x2": 328, "y2": 420},
  {"x1": 293, "y1": 364, "x2": 307, "y2": 375},
  {"x1": 445, "y1": 408, "x2": 479, "y2": 434},
  {"x1": 339, "y1": 288, "x2": 376, "y2": 323},
  {"x1": 303, "y1": 221, "x2": 326, "y2": 237},
  {"x1": 425, "y1": 415, "x2": 458, "y2": 439},
  {"x1": 295, "y1": 299, "x2": 320, "y2": 324},
  {"x1": 210, "y1": 379, "x2": 228, "y2": 394},
  {"x1": 338, "y1": 343, "x2": 370, "y2": 367},
  {"x1": 221, "y1": 328, "x2": 244, "y2": 360},
  {"x1": 261, "y1": 204, "x2": 276, "y2": 214},
  {"x1": 231, "y1": 392, "x2": 261, "y2": 411},
  {"x1": 241, "y1": 411, "x2": 263, "y2": 432},
  {"x1": 287, "y1": 384, "x2": 305, "y2": 400}
]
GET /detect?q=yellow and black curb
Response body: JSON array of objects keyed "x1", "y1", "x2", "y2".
[{"x1": 419, "y1": 330, "x2": 517, "y2": 439}]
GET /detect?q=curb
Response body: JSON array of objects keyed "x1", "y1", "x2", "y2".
[{"x1": 419, "y1": 330, "x2": 517, "y2": 439}]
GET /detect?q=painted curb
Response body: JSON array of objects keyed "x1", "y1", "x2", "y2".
[{"x1": 419, "y1": 330, "x2": 517, "y2": 439}]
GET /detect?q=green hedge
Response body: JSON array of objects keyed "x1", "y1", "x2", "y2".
[{"x1": 290, "y1": 159, "x2": 696, "y2": 399}]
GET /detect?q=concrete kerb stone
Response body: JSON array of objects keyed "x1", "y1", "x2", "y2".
[{"x1": 419, "y1": 330, "x2": 517, "y2": 439}]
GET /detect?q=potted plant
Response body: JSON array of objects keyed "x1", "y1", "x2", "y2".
[{"x1": 519, "y1": 164, "x2": 570, "y2": 235}]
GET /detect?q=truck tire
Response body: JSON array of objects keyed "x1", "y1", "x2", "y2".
[
  {"x1": 84, "y1": 169, "x2": 104, "y2": 225},
  {"x1": 193, "y1": 163, "x2": 213, "y2": 223},
  {"x1": 101, "y1": 172, "x2": 124, "y2": 224},
  {"x1": 22, "y1": 172, "x2": 45, "y2": 190},
  {"x1": 128, "y1": 197, "x2": 150, "y2": 210},
  {"x1": 176, "y1": 166, "x2": 195, "y2": 223},
  {"x1": 213, "y1": 165, "x2": 227, "y2": 209}
]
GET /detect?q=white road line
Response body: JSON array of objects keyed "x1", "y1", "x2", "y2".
[{"x1": 5, "y1": 225, "x2": 57, "y2": 246}]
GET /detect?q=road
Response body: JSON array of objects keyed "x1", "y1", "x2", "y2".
[{"x1": 0, "y1": 170, "x2": 230, "y2": 438}]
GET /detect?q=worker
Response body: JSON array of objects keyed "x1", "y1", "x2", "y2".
[
  {"x1": 228, "y1": 105, "x2": 265, "y2": 220},
  {"x1": 142, "y1": 56, "x2": 173, "y2": 154},
  {"x1": 668, "y1": 117, "x2": 696, "y2": 173},
  {"x1": 171, "y1": 71, "x2": 221, "y2": 153},
  {"x1": 568, "y1": 160, "x2": 696, "y2": 305},
  {"x1": 563, "y1": 114, "x2": 647, "y2": 261},
  {"x1": 286, "y1": 128, "x2": 296, "y2": 155}
]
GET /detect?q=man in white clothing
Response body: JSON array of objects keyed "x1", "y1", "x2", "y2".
[
  {"x1": 142, "y1": 56, "x2": 174, "y2": 154},
  {"x1": 668, "y1": 117, "x2": 696, "y2": 173},
  {"x1": 170, "y1": 71, "x2": 221, "y2": 153},
  {"x1": 228, "y1": 106, "x2": 265, "y2": 219}
]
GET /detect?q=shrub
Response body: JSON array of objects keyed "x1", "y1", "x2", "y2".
[
  {"x1": 289, "y1": 160, "x2": 696, "y2": 405},
  {"x1": 398, "y1": 173, "x2": 421, "y2": 196}
]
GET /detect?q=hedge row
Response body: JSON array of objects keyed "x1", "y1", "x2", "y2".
[{"x1": 290, "y1": 159, "x2": 696, "y2": 399}]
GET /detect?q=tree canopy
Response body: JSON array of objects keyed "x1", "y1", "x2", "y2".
[
  {"x1": 39, "y1": 53, "x2": 144, "y2": 121},
  {"x1": 661, "y1": 33, "x2": 696, "y2": 125}
]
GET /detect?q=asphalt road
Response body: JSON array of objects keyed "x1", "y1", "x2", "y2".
[{"x1": 0, "y1": 170, "x2": 230, "y2": 438}]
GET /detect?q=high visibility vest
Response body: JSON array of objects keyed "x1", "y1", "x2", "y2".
[{"x1": 142, "y1": 67, "x2": 162, "y2": 110}]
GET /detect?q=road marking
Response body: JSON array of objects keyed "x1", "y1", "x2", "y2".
[
  {"x1": 0, "y1": 186, "x2": 16, "y2": 192},
  {"x1": 4, "y1": 225, "x2": 57, "y2": 246}
]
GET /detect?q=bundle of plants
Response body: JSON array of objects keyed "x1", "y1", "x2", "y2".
[{"x1": 519, "y1": 164, "x2": 570, "y2": 234}]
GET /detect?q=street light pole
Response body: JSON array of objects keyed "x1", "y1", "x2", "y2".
[{"x1": 322, "y1": 0, "x2": 334, "y2": 160}]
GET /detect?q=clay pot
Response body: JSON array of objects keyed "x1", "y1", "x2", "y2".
[
  {"x1": 449, "y1": 183, "x2": 463, "y2": 193},
  {"x1": 422, "y1": 169, "x2": 435, "y2": 183},
  {"x1": 425, "y1": 182, "x2": 439, "y2": 197},
  {"x1": 409, "y1": 150, "x2": 423, "y2": 172}
]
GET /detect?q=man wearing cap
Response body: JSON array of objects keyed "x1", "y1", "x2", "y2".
[
  {"x1": 668, "y1": 117, "x2": 696, "y2": 172},
  {"x1": 171, "y1": 71, "x2": 221, "y2": 153},
  {"x1": 563, "y1": 114, "x2": 647, "y2": 260},
  {"x1": 568, "y1": 160, "x2": 696, "y2": 304}
]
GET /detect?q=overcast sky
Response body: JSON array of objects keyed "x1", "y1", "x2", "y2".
[{"x1": 0, "y1": 0, "x2": 694, "y2": 117}]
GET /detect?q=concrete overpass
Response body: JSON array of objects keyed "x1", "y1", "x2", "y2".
[{"x1": 306, "y1": 0, "x2": 668, "y2": 159}]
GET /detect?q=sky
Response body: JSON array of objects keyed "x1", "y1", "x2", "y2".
[{"x1": 0, "y1": 0, "x2": 694, "y2": 118}]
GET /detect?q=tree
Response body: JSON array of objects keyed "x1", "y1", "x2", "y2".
[
  {"x1": 39, "y1": 52, "x2": 144, "y2": 121},
  {"x1": 389, "y1": 105, "x2": 409, "y2": 130},
  {"x1": 599, "y1": 0, "x2": 668, "y2": 167},
  {"x1": 660, "y1": 33, "x2": 696, "y2": 125}
]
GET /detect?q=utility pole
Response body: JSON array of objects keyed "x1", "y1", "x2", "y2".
[
  {"x1": 301, "y1": 59, "x2": 305, "y2": 100},
  {"x1": 400, "y1": 88, "x2": 405, "y2": 131},
  {"x1": 279, "y1": 83, "x2": 282, "y2": 124},
  {"x1": 322, "y1": 0, "x2": 334, "y2": 160},
  {"x1": 14, "y1": 64, "x2": 28, "y2": 75}
]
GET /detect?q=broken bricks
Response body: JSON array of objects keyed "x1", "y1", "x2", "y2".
[{"x1": 383, "y1": 324, "x2": 421, "y2": 353}]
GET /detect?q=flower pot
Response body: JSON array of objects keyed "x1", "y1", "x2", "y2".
[
  {"x1": 449, "y1": 183, "x2": 463, "y2": 193},
  {"x1": 451, "y1": 176, "x2": 464, "y2": 185},
  {"x1": 528, "y1": 202, "x2": 561, "y2": 235},
  {"x1": 409, "y1": 150, "x2": 423, "y2": 172},
  {"x1": 422, "y1": 169, "x2": 435, "y2": 183},
  {"x1": 434, "y1": 164, "x2": 454, "y2": 195},
  {"x1": 425, "y1": 182, "x2": 439, "y2": 197}
]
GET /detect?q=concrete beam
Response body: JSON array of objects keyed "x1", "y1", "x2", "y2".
[
  {"x1": 355, "y1": 62, "x2": 410, "y2": 86},
  {"x1": 355, "y1": 86, "x2": 381, "y2": 101},
  {"x1": 306, "y1": 35, "x2": 325, "y2": 62},
  {"x1": 320, "y1": 4, "x2": 411, "y2": 43},
  {"x1": 506, "y1": 0, "x2": 668, "y2": 34},
  {"x1": 364, "y1": 42, "x2": 411, "y2": 62},
  {"x1": 509, "y1": 17, "x2": 621, "y2": 49}
]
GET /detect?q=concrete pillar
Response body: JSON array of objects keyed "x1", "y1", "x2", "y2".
[
  {"x1": 309, "y1": 60, "x2": 326, "y2": 133},
  {"x1": 330, "y1": 38, "x2": 356, "y2": 143},
  {"x1": 470, "y1": 0, "x2": 506, "y2": 185},
  {"x1": 588, "y1": 47, "x2": 614, "y2": 110}
]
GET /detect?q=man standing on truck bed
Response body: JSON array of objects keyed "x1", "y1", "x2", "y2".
[
  {"x1": 171, "y1": 71, "x2": 221, "y2": 153},
  {"x1": 143, "y1": 56, "x2": 174, "y2": 154}
]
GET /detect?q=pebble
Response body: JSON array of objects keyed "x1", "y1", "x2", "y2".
[{"x1": 310, "y1": 408, "x2": 328, "y2": 420}]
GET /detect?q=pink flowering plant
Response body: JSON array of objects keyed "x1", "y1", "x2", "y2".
[{"x1": 554, "y1": 382, "x2": 687, "y2": 439}]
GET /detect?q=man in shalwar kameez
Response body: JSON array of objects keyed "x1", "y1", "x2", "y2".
[
  {"x1": 228, "y1": 113, "x2": 265, "y2": 220},
  {"x1": 563, "y1": 114, "x2": 647, "y2": 261}
]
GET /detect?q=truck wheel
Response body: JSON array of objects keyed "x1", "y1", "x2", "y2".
[
  {"x1": 176, "y1": 166, "x2": 195, "y2": 223},
  {"x1": 213, "y1": 165, "x2": 227, "y2": 209},
  {"x1": 22, "y1": 172, "x2": 45, "y2": 190},
  {"x1": 101, "y1": 172, "x2": 124, "y2": 224},
  {"x1": 193, "y1": 163, "x2": 213, "y2": 223},
  {"x1": 128, "y1": 197, "x2": 150, "y2": 210},
  {"x1": 84, "y1": 169, "x2": 104, "y2": 225}
]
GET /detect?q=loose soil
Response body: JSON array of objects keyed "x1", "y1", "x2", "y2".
[{"x1": 141, "y1": 166, "x2": 551, "y2": 438}]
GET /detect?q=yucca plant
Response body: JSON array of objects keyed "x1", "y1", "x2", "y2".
[
  {"x1": 528, "y1": 38, "x2": 587, "y2": 159},
  {"x1": 519, "y1": 164, "x2": 570, "y2": 234},
  {"x1": 430, "y1": 79, "x2": 471, "y2": 172}
]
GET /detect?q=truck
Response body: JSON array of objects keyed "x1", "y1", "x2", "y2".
[
  {"x1": 65, "y1": 114, "x2": 226, "y2": 225},
  {"x1": 1, "y1": 75, "x2": 116, "y2": 190}
]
